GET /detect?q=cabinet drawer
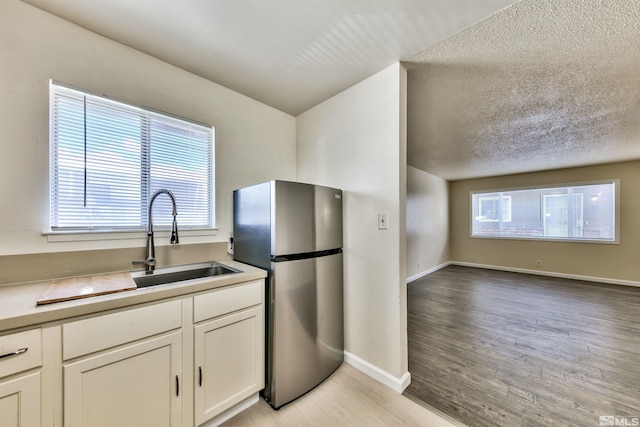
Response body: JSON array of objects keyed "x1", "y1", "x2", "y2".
[
  {"x1": 0, "y1": 329, "x2": 42, "y2": 378},
  {"x1": 194, "y1": 280, "x2": 263, "y2": 323},
  {"x1": 63, "y1": 299, "x2": 182, "y2": 360}
]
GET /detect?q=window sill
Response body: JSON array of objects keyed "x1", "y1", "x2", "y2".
[
  {"x1": 470, "y1": 235, "x2": 619, "y2": 244},
  {"x1": 43, "y1": 228, "x2": 218, "y2": 243}
]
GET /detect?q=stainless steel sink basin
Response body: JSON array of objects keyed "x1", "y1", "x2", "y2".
[{"x1": 131, "y1": 262, "x2": 241, "y2": 288}]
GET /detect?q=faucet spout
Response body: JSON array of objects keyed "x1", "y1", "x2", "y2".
[{"x1": 133, "y1": 189, "x2": 179, "y2": 274}]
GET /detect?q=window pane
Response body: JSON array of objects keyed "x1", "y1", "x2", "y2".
[
  {"x1": 471, "y1": 182, "x2": 616, "y2": 242},
  {"x1": 147, "y1": 114, "x2": 212, "y2": 227},
  {"x1": 84, "y1": 99, "x2": 143, "y2": 227},
  {"x1": 52, "y1": 92, "x2": 86, "y2": 228},
  {"x1": 50, "y1": 83, "x2": 214, "y2": 230}
]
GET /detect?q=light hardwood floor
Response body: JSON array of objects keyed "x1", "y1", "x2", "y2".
[
  {"x1": 221, "y1": 363, "x2": 459, "y2": 426},
  {"x1": 404, "y1": 265, "x2": 640, "y2": 427}
]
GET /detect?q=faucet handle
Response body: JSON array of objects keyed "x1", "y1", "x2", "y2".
[
  {"x1": 133, "y1": 257, "x2": 156, "y2": 274},
  {"x1": 132, "y1": 257, "x2": 156, "y2": 267}
]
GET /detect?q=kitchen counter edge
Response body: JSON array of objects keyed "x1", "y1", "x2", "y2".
[{"x1": 0, "y1": 259, "x2": 266, "y2": 333}]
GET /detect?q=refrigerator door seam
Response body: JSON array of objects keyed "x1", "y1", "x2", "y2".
[{"x1": 271, "y1": 248, "x2": 342, "y2": 262}]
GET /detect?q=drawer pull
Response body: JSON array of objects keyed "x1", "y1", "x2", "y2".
[{"x1": 0, "y1": 347, "x2": 28, "y2": 360}]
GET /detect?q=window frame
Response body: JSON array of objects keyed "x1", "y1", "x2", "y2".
[
  {"x1": 477, "y1": 195, "x2": 512, "y2": 223},
  {"x1": 47, "y1": 81, "x2": 216, "y2": 240},
  {"x1": 469, "y1": 179, "x2": 620, "y2": 244}
]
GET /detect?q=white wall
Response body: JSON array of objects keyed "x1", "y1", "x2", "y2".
[
  {"x1": 297, "y1": 63, "x2": 409, "y2": 386},
  {"x1": 406, "y1": 166, "x2": 449, "y2": 280},
  {"x1": 0, "y1": 0, "x2": 296, "y2": 256}
]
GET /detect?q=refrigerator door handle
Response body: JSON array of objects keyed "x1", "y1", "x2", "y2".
[{"x1": 271, "y1": 248, "x2": 342, "y2": 263}]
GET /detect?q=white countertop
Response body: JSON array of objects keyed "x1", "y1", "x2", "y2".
[{"x1": 0, "y1": 259, "x2": 267, "y2": 332}]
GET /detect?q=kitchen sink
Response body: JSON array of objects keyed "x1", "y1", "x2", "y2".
[{"x1": 132, "y1": 262, "x2": 241, "y2": 288}]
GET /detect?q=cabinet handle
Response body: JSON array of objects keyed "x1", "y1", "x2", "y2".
[
  {"x1": 0, "y1": 347, "x2": 28, "y2": 360},
  {"x1": 199, "y1": 366, "x2": 202, "y2": 387},
  {"x1": 176, "y1": 375, "x2": 179, "y2": 397}
]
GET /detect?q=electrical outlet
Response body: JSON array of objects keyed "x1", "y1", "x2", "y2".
[
  {"x1": 536, "y1": 260, "x2": 542, "y2": 267},
  {"x1": 378, "y1": 213, "x2": 388, "y2": 230}
]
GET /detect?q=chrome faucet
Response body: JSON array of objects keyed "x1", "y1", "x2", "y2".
[{"x1": 133, "y1": 189, "x2": 179, "y2": 274}]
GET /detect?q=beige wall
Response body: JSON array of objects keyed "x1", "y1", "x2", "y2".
[
  {"x1": 0, "y1": 0, "x2": 296, "y2": 273},
  {"x1": 0, "y1": 243, "x2": 228, "y2": 285},
  {"x1": 297, "y1": 63, "x2": 409, "y2": 386},
  {"x1": 450, "y1": 160, "x2": 640, "y2": 284},
  {"x1": 406, "y1": 166, "x2": 449, "y2": 280}
]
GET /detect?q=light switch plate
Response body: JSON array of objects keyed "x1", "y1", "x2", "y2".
[{"x1": 378, "y1": 213, "x2": 388, "y2": 230}]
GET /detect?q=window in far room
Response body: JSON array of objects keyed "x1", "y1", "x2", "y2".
[
  {"x1": 49, "y1": 82, "x2": 214, "y2": 232},
  {"x1": 471, "y1": 180, "x2": 618, "y2": 243},
  {"x1": 477, "y1": 195, "x2": 511, "y2": 223}
]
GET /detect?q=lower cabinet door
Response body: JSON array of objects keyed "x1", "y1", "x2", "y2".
[
  {"x1": 194, "y1": 306, "x2": 263, "y2": 425},
  {"x1": 64, "y1": 332, "x2": 182, "y2": 427},
  {"x1": 0, "y1": 372, "x2": 41, "y2": 427}
]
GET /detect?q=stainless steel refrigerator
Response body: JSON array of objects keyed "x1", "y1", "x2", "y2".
[{"x1": 233, "y1": 180, "x2": 344, "y2": 409}]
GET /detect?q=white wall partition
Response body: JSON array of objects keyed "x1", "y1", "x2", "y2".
[
  {"x1": 406, "y1": 166, "x2": 450, "y2": 281},
  {"x1": 296, "y1": 63, "x2": 409, "y2": 389}
]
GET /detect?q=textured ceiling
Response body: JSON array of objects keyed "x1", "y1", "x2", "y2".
[
  {"x1": 406, "y1": 0, "x2": 640, "y2": 180},
  {"x1": 20, "y1": 0, "x2": 517, "y2": 116},
  {"x1": 19, "y1": 0, "x2": 640, "y2": 181}
]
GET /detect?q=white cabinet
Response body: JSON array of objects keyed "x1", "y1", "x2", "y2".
[
  {"x1": 193, "y1": 280, "x2": 264, "y2": 425},
  {"x1": 64, "y1": 332, "x2": 182, "y2": 427},
  {"x1": 62, "y1": 300, "x2": 183, "y2": 427},
  {"x1": 0, "y1": 276, "x2": 265, "y2": 427},
  {"x1": 0, "y1": 329, "x2": 42, "y2": 427},
  {"x1": 62, "y1": 300, "x2": 182, "y2": 361},
  {"x1": 0, "y1": 372, "x2": 41, "y2": 427}
]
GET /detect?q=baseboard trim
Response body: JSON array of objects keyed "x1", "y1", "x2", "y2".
[
  {"x1": 201, "y1": 393, "x2": 259, "y2": 427},
  {"x1": 451, "y1": 261, "x2": 640, "y2": 288},
  {"x1": 406, "y1": 261, "x2": 451, "y2": 284},
  {"x1": 344, "y1": 351, "x2": 411, "y2": 393}
]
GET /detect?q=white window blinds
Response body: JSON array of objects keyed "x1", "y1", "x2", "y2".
[{"x1": 50, "y1": 83, "x2": 214, "y2": 231}]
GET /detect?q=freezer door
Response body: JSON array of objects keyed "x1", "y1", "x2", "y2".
[
  {"x1": 314, "y1": 184, "x2": 343, "y2": 251},
  {"x1": 267, "y1": 252, "x2": 343, "y2": 408},
  {"x1": 233, "y1": 182, "x2": 272, "y2": 269},
  {"x1": 272, "y1": 181, "x2": 315, "y2": 255},
  {"x1": 272, "y1": 181, "x2": 342, "y2": 256}
]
